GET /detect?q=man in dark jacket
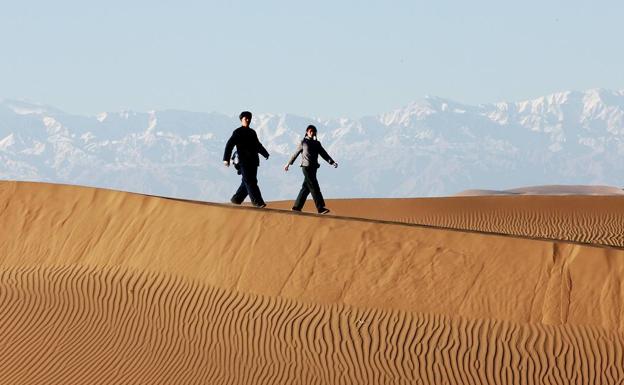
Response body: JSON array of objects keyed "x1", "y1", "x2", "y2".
[{"x1": 223, "y1": 111, "x2": 269, "y2": 207}]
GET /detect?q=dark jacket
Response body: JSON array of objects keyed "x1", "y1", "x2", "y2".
[
  {"x1": 288, "y1": 137, "x2": 335, "y2": 168},
  {"x1": 223, "y1": 126, "x2": 269, "y2": 167}
]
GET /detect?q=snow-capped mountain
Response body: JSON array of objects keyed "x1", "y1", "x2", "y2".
[{"x1": 1, "y1": 88, "x2": 623, "y2": 201}]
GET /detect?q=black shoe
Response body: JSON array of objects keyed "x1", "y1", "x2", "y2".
[
  {"x1": 230, "y1": 198, "x2": 242, "y2": 205},
  {"x1": 254, "y1": 203, "x2": 267, "y2": 208},
  {"x1": 291, "y1": 207, "x2": 302, "y2": 212},
  {"x1": 318, "y1": 208, "x2": 330, "y2": 214}
]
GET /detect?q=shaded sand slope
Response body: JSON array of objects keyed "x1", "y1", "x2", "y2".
[
  {"x1": 1, "y1": 181, "x2": 623, "y2": 328},
  {"x1": 270, "y1": 195, "x2": 624, "y2": 247},
  {"x1": 1, "y1": 265, "x2": 623, "y2": 385}
]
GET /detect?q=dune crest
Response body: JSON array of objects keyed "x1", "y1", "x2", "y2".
[{"x1": 271, "y1": 194, "x2": 624, "y2": 248}]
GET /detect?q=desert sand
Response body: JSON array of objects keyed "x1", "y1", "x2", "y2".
[{"x1": 0, "y1": 181, "x2": 623, "y2": 384}]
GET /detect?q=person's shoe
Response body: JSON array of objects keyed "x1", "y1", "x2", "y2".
[
  {"x1": 254, "y1": 203, "x2": 267, "y2": 208},
  {"x1": 318, "y1": 208, "x2": 330, "y2": 214},
  {"x1": 230, "y1": 198, "x2": 242, "y2": 205},
  {"x1": 291, "y1": 207, "x2": 302, "y2": 212}
]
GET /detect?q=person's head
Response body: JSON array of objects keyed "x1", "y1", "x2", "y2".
[
  {"x1": 239, "y1": 111, "x2": 252, "y2": 127},
  {"x1": 306, "y1": 125, "x2": 317, "y2": 139}
]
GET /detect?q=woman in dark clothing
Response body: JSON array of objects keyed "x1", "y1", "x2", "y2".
[{"x1": 284, "y1": 125, "x2": 338, "y2": 214}]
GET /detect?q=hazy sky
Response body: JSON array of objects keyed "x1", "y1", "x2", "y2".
[{"x1": 1, "y1": 0, "x2": 623, "y2": 117}]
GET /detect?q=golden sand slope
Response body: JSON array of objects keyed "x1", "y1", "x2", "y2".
[
  {"x1": 1, "y1": 181, "x2": 623, "y2": 384},
  {"x1": 270, "y1": 195, "x2": 624, "y2": 247}
]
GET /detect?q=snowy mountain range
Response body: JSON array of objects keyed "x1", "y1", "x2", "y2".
[{"x1": 1, "y1": 88, "x2": 623, "y2": 201}]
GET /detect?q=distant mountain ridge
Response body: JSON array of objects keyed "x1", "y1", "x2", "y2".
[{"x1": 1, "y1": 88, "x2": 623, "y2": 201}]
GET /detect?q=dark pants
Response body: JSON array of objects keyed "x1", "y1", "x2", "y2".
[
  {"x1": 293, "y1": 166, "x2": 325, "y2": 212},
  {"x1": 231, "y1": 164, "x2": 265, "y2": 206}
]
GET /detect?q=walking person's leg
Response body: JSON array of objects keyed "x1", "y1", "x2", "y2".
[
  {"x1": 302, "y1": 167, "x2": 327, "y2": 212},
  {"x1": 241, "y1": 165, "x2": 266, "y2": 207},
  {"x1": 293, "y1": 170, "x2": 311, "y2": 211},
  {"x1": 231, "y1": 179, "x2": 248, "y2": 204}
]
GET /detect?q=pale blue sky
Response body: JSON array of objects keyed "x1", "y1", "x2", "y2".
[{"x1": 1, "y1": 0, "x2": 622, "y2": 117}]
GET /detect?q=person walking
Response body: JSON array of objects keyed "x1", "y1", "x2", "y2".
[
  {"x1": 223, "y1": 111, "x2": 269, "y2": 208},
  {"x1": 284, "y1": 125, "x2": 337, "y2": 214}
]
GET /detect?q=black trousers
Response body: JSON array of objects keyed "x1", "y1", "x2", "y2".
[
  {"x1": 231, "y1": 164, "x2": 265, "y2": 206},
  {"x1": 293, "y1": 166, "x2": 325, "y2": 212}
]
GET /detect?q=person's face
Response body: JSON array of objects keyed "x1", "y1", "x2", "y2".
[
  {"x1": 306, "y1": 129, "x2": 316, "y2": 137},
  {"x1": 241, "y1": 116, "x2": 251, "y2": 127}
]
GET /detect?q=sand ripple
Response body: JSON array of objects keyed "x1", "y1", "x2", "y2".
[
  {"x1": 273, "y1": 196, "x2": 624, "y2": 247},
  {"x1": 1, "y1": 265, "x2": 623, "y2": 385},
  {"x1": 411, "y1": 205, "x2": 624, "y2": 248}
]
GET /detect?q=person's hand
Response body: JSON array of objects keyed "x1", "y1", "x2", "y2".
[
  {"x1": 264, "y1": 155, "x2": 270, "y2": 160},
  {"x1": 333, "y1": 162, "x2": 338, "y2": 168},
  {"x1": 284, "y1": 164, "x2": 289, "y2": 172},
  {"x1": 223, "y1": 160, "x2": 230, "y2": 167}
]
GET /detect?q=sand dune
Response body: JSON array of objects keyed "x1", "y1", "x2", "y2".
[
  {"x1": 457, "y1": 184, "x2": 624, "y2": 196},
  {"x1": 271, "y1": 194, "x2": 624, "y2": 247},
  {"x1": 1, "y1": 181, "x2": 623, "y2": 384}
]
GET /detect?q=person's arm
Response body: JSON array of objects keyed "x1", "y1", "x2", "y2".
[
  {"x1": 255, "y1": 132, "x2": 270, "y2": 159},
  {"x1": 318, "y1": 143, "x2": 337, "y2": 167},
  {"x1": 284, "y1": 143, "x2": 303, "y2": 171},
  {"x1": 258, "y1": 142, "x2": 269, "y2": 159},
  {"x1": 223, "y1": 132, "x2": 236, "y2": 165}
]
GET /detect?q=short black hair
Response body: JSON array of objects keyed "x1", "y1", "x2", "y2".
[
  {"x1": 239, "y1": 111, "x2": 252, "y2": 120},
  {"x1": 306, "y1": 124, "x2": 317, "y2": 133}
]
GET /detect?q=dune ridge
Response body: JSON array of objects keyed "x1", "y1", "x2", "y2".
[
  {"x1": 270, "y1": 195, "x2": 624, "y2": 248},
  {"x1": 457, "y1": 185, "x2": 624, "y2": 196},
  {"x1": 1, "y1": 264, "x2": 623, "y2": 385}
]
